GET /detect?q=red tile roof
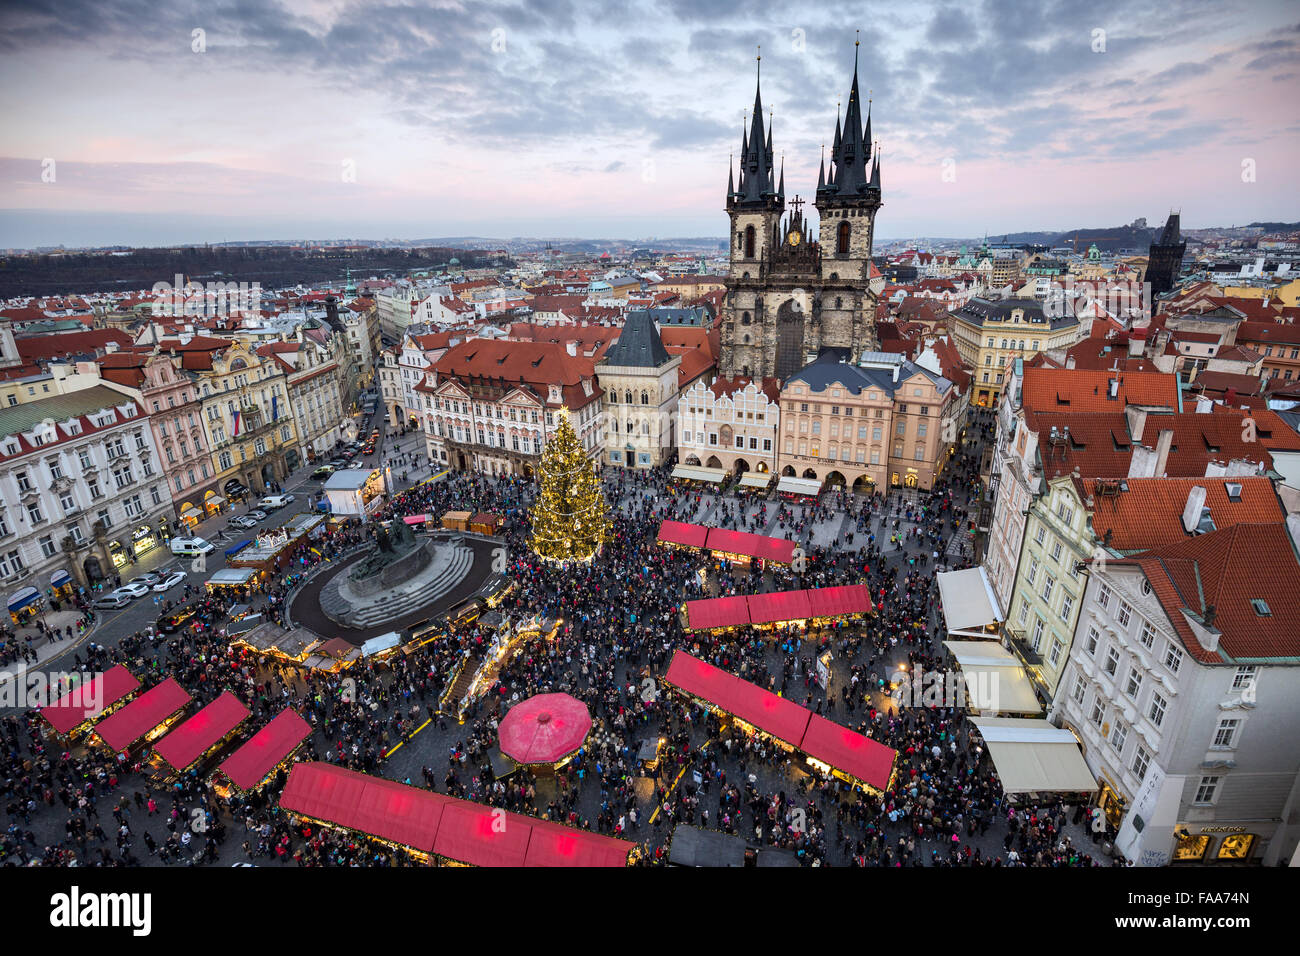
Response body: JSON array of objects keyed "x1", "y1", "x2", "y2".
[
  {"x1": 15, "y1": 329, "x2": 133, "y2": 363},
  {"x1": 1123, "y1": 522, "x2": 1300, "y2": 662},
  {"x1": 1089, "y1": 476, "x2": 1284, "y2": 552},
  {"x1": 1019, "y1": 368, "x2": 1179, "y2": 413}
]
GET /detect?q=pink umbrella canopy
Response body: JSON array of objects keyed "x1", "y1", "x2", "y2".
[{"x1": 498, "y1": 693, "x2": 592, "y2": 766}]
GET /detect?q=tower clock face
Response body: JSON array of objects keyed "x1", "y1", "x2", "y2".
[{"x1": 788, "y1": 230, "x2": 801, "y2": 246}]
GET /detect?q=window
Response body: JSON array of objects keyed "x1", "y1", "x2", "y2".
[
  {"x1": 1131, "y1": 746, "x2": 1150, "y2": 782},
  {"x1": 1027, "y1": 558, "x2": 1039, "y2": 585},
  {"x1": 218, "y1": 451, "x2": 233, "y2": 471},
  {"x1": 1139, "y1": 620, "x2": 1156, "y2": 649},
  {"x1": 1049, "y1": 638, "x2": 1064, "y2": 667},
  {"x1": 1193, "y1": 776, "x2": 1219, "y2": 805},
  {"x1": 1163, "y1": 643, "x2": 1183, "y2": 674},
  {"x1": 1017, "y1": 600, "x2": 1029, "y2": 626},
  {"x1": 1089, "y1": 699, "x2": 1105, "y2": 729},
  {"x1": 1117, "y1": 601, "x2": 1132, "y2": 628},
  {"x1": 39, "y1": 535, "x2": 56, "y2": 558},
  {"x1": 1110, "y1": 722, "x2": 1127, "y2": 753},
  {"x1": 1105, "y1": 647, "x2": 1120, "y2": 676},
  {"x1": 1050, "y1": 540, "x2": 1062, "y2": 563},
  {"x1": 1041, "y1": 576, "x2": 1054, "y2": 602},
  {"x1": 1232, "y1": 666, "x2": 1257, "y2": 691},
  {"x1": 1213, "y1": 718, "x2": 1239, "y2": 749},
  {"x1": 1071, "y1": 676, "x2": 1087, "y2": 705},
  {"x1": 1059, "y1": 592, "x2": 1073, "y2": 621},
  {"x1": 1034, "y1": 525, "x2": 1046, "y2": 545},
  {"x1": 1085, "y1": 626, "x2": 1099, "y2": 656},
  {"x1": 1031, "y1": 615, "x2": 1045, "y2": 651},
  {"x1": 0, "y1": 550, "x2": 24, "y2": 576},
  {"x1": 1148, "y1": 691, "x2": 1167, "y2": 727},
  {"x1": 1124, "y1": 669, "x2": 1142, "y2": 698},
  {"x1": 1098, "y1": 583, "x2": 1111, "y2": 608},
  {"x1": 26, "y1": 502, "x2": 44, "y2": 525}
]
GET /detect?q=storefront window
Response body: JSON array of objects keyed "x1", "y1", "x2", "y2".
[
  {"x1": 1099, "y1": 784, "x2": 1127, "y2": 829},
  {"x1": 1215, "y1": 834, "x2": 1255, "y2": 862},
  {"x1": 1172, "y1": 833, "x2": 1211, "y2": 863}
]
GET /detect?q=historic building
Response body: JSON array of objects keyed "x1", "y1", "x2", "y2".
[
  {"x1": 676, "y1": 375, "x2": 781, "y2": 475},
  {"x1": 597, "y1": 310, "x2": 681, "y2": 469},
  {"x1": 1146, "y1": 212, "x2": 1187, "y2": 299},
  {"x1": 718, "y1": 51, "x2": 883, "y2": 382}
]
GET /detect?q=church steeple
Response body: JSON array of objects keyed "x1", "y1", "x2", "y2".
[
  {"x1": 729, "y1": 49, "x2": 781, "y2": 211},
  {"x1": 829, "y1": 34, "x2": 870, "y2": 195}
]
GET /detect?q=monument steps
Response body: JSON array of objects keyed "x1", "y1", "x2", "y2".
[{"x1": 321, "y1": 542, "x2": 474, "y2": 628}]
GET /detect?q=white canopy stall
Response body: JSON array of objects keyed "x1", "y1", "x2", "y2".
[
  {"x1": 942, "y1": 640, "x2": 1043, "y2": 715},
  {"x1": 935, "y1": 567, "x2": 1004, "y2": 639},
  {"x1": 970, "y1": 717, "x2": 1098, "y2": 796}
]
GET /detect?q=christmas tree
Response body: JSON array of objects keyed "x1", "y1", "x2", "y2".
[{"x1": 529, "y1": 407, "x2": 611, "y2": 564}]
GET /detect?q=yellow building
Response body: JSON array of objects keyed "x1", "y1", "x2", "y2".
[
  {"x1": 1223, "y1": 277, "x2": 1300, "y2": 307},
  {"x1": 950, "y1": 298, "x2": 1084, "y2": 406}
]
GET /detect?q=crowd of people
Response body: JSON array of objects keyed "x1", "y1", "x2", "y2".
[{"x1": 0, "y1": 407, "x2": 1128, "y2": 867}]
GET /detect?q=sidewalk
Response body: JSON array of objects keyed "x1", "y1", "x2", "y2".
[{"x1": 0, "y1": 607, "x2": 98, "y2": 687}]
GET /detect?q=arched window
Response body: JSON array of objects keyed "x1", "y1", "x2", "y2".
[
  {"x1": 625, "y1": 390, "x2": 632, "y2": 404},
  {"x1": 835, "y1": 297, "x2": 842, "y2": 309},
  {"x1": 608, "y1": 391, "x2": 617, "y2": 403},
  {"x1": 741, "y1": 311, "x2": 751, "y2": 325},
  {"x1": 744, "y1": 225, "x2": 756, "y2": 259},
  {"x1": 640, "y1": 391, "x2": 649, "y2": 405},
  {"x1": 837, "y1": 221, "x2": 851, "y2": 255}
]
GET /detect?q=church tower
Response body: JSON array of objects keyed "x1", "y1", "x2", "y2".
[{"x1": 1146, "y1": 211, "x2": 1186, "y2": 298}]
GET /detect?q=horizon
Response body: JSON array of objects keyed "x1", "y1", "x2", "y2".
[{"x1": 2, "y1": 0, "x2": 1298, "y2": 249}]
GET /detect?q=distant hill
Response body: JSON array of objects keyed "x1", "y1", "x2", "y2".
[{"x1": 991, "y1": 222, "x2": 1158, "y2": 252}]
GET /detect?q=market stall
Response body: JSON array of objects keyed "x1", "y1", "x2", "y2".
[
  {"x1": 205, "y1": 567, "x2": 258, "y2": 592},
  {"x1": 684, "y1": 594, "x2": 751, "y2": 631},
  {"x1": 776, "y1": 475, "x2": 823, "y2": 500},
  {"x1": 669, "y1": 464, "x2": 727, "y2": 484},
  {"x1": 212, "y1": 708, "x2": 312, "y2": 797},
  {"x1": 40, "y1": 664, "x2": 140, "y2": 739},
  {"x1": 148, "y1": 691, "x2": 250, "y2": 782},
  {"x1": 942, "y1": 640, "x2": 1043, "y2": 715},
  {"x1": 656, "y1": 519, "x2": 710, "y2": 550},
  {"x1": 469, "y1": 512, "x2": 503, "y2": 535},
  {"x1": 90, "y1": 678, "x2": 192, "y2": 757},
  {"x1": 935, "y1": 567, "x2": 1004, "y2": 639},
  {"x1": 704, "y1": 527, "x2": 796, "y2": 567},
  {"x1": 441, "y1": 510, "x2": 472, "y2": 532}
]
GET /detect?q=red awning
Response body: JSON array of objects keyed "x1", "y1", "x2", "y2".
[
  {"x1": 685, "y1": 595, "x2": 751, "y2": 631},
  {"x1": 279, "y1": 762, "x2": 449, "y2": 853},
  {"x1": 41, "y1": 664, "x2": 139, "y2": 735},
  {"x1": 153, "y1": 691, "x2": 251, "y2": 772},
  {"x1": 433, "y1": 801, "x2": 531, "y2": 866},
  {"x1": 217, "y1": 709, "x2": 312, "y2": 791},
  {"x1": 523, "y1": 820, "x2": 634, "y2": 867},
  {"x1": 664, "y1": 650, "x2": 810, "y2": 746},
  {"x1": 746, "y1": 589, "x2": 813, "y2": 625},
  {"x1": 801, "y1": 713, "x2": 897, "y2": 791},
  {"x1": 498, "y1": 692, "x2": 592, "y2": 765},
  {"x1": 657, "y1": 519, "x2": 709, "y2": 549},
  {"x1": 806, "y1": 584, "x2": 872, "y2": 618},
  {"x1": 93, "y1": 678, "x2": 192, "y2": 752},
  {"x1": 402, "y1": 514, "x2": 429, "y2": 525},
  {"x1": 705, "y1": 528, "x2": 796, "y2": 564}
]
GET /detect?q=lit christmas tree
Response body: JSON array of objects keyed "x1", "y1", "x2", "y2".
[{"x1": 529, "y1": 407, "x2": 611, "y2": 564}]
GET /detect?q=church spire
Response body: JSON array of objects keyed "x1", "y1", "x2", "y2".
[
  {"x1": 778, "y1": 154, "x2": 785, "y2": 199},
  {"x1": 833, "y1": 31, "x2": 871, "y2": 194},
  {"x1": 817, "y1": 144, "x2": 826, "y2": 190},
  {"x1": 727, "y1": 153, "x2": 735, "y2": 198},
  {"x1": 730, "y1": 47, "x2": 779, "y2": 208}
]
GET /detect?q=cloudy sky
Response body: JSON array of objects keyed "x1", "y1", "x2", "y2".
[{"x1": 1, "y1": 0, "x2": 1297, "y2": 248}]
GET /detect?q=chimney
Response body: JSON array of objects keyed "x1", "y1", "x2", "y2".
[
  {"x1": 1195, "y1": 394, "x2": 1213, "y2": 414},
  {"x1": 566, "y1": 340, "x2": 578, "y2": 357},
  {"x1": 1127, "y1": 335, "x2": 1143, "y2": 358},
  {"x1": 1065, "y1": 355, "x2": 1076, "y2": 370},
  {"x1": 1225, "y1": 458, "x2": 1259, "y2": 477},
  {"x1": 1125, "y1": 405, "x2": 1147, "y2": 443},
  {"x1": 1204, "y1": 460, "x2": 1226, "y2": 477},
  {"x1": 1181, "y1": 484, "x2": 1208, "y2": 533},
  {"x1": 1128, "y1": 444, "x2": 1157, "y2": 478},
  {"x1": 1153, "y1": 428, "x2": 1173, "y2": 477}
]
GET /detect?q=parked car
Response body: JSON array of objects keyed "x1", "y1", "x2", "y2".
[
  {"x1": 92, "y1": 592, "x2": 132, "y2": 609},
  {"x1": 127, "y1": 572, "x2": 163, "y2": 587},
  {"x1": 247, "y1": 508, "x2": 268, "y2": 521},
  {"x1": 228, "y1": 514, "x2": 258, "y2": 529},
  {"x1": 312, "y1": 466, "x2": 335, "y2": 480},
  {"x1": 170, "y1": 536, "x2": 215, "y2": 556},
  {"x1": 115, "y1": 582, "x2": 151, "y2": 598},
  {"x1": 152, "y1": 570, "x2": 187, "y2": 592}
]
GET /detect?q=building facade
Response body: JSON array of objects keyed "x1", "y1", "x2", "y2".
[
  {"x1": 950, "y1": 298, "x2": 1084, "y2": 406},
  {"x1": 677, "y1": 376, "x2": 781, "y2": 475},
  {"x1": 597, "y1": 311, "x2": 681, "y2": 469}
]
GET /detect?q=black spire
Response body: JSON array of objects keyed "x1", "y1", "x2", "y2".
[
  {"x1": 831, "y1": 35, "x2": 871, "y2": 195},
  {"x1": 817, "y1": 145, "x2": 826, "y2": 190},
  {"x1": 732, "y1": 50, "x2": 776, "y2": 206},
  {"x1": 1160, "y1": 211, "x2": 1182, "y2": 245}
]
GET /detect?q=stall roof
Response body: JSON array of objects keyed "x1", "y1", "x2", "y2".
[
  {"x1": 800, "y1": 713, "x2": 896, "y2": 791},
  {"x1": 523, "y1": 822, "x2": 633, "y2": 867},
  {"x1": 153, "y1": 691, "x2": 250, "y2": 772},
  {"x1": 207, "y1": 567, "x2": 256, "y2": 586},
  {"x1": 746, "y1": 589, "x2": 813, "y2": 625},
  {"x1": 738, "y1": 472, "x2": 773, "y2": 489},
  {"x1": 943, "y1": 640, "x2": 1043, "y2": 714},
  {"x1": 217, "y1": 709, "x2": 312, "y2": 791},
  {"x1": 776, "y1": 476, "x2": 823, "y2": 496},
  {"x1": 705, "y1": 528, "x2": 796, "y2": 564},
  {"x1": 657, "y1": 519, "x2": 709, "y2": 549},
  {"x1": 94, "y1": 678, "x2": 192, "y2": 752},
  {"x1": 970, "y1": 717, "x2": 1098, "y2": 795},
  {"x1": 807, "y1": 584, "x2": 873, "y2": 618},
  {"x1": 935, "y1": 567, "x2": 1004, "y2": 635},
  {"x1": 670, "y1": 465, "x2": 727, "y2": 483},
  {"x1": 665, "y1": 650, "x2": 811, "y2": 746},
  {"x1": 685, "y1": 595, "x2": 751, "y2": 631},
  {"x1": 433, "y1": 801, "x2": 531, "y2": 867},
  {"x1": 279, "y1": 762, "x2": 449, "y2": 853},
  {"x1": 41, "y1": 664, "x2": 139, "y2": 735},
  {"x1": 360, "y1": 631, "x2": 401, "y2": 656}
]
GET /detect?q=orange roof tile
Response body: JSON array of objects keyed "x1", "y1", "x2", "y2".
[{"x1": 1089, "y1": 476, "x2": 1283, "y2": 552}]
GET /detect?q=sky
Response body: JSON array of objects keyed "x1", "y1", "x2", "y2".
[{"x1": 1, "y1": 0, "x2": 1298, "y2": 249}]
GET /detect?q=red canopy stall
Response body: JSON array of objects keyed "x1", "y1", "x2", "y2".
[
  {"x1": 152, "y1": 691, "x2": 250, "y2": 776},
  {"x1": 215, "y1": 709, "x2": 312, "y2": 794},
  {"x1": 656, "y1": 520, "x2": 709, "y2": 549},
  {"x1": 92, "y1": 678, "x2": 192, "y2": 755},
  {"x1": 746, "y1": 589, "x2": 813, "y2": 626},
  {"x1": 665, "y1": 651, "x2": 811, "y2": 747},
  {"x1": 40, "y1": 664, "x2": 139, "y2": 737},
  {"x1": 704, "y1": 528, "x2": 796, "y2": 566},
  {"x1": 806, "y1": 584, "x2": 873, "y2": 619},
  {"x1": 801, "y1": 713, "x2": 897, "y2": 793},
  {"x1": 685, "y1": 595, "x2": 751, "y2": 631}
]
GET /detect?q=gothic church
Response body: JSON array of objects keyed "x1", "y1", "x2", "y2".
[{"x1": 719, "y1": 48, "x2": 885, "y2": 381}]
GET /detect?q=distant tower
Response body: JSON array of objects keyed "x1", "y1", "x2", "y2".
[{"x1": 1147, "y1": 212, "x2": 1186, "y2": 297}]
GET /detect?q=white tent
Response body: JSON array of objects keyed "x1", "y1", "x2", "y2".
[
  {"x1": 970, "y1": 717, "x2": 1098, "y2": 795},
  {"x1": 738, "y1": 472, "x2": 773, "y2": 489},
  {"x1": 776, "y1": 476, "x2": 822, "y2": 497},
  {"x1": 671, "y1": 465, "x2": 727, "y2": 483},
  {"x1": 935, "y1": 567, "x2": 1004, "y2": 638},
  {"x1": 943, "y1": 640, "x2": 1043, "y2": 715}
]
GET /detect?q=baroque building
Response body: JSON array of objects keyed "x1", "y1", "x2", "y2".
[{"x1": 719, "y1": 49, "x2": 883, "y2": 382}]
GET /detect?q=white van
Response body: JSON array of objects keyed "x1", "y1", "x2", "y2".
[
  {"x1": 170, "y1": 536, "x2": 215, "y2": 556},
  {"x1": 257, "y1": 494, "x2": 294, "y2": 510}
]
